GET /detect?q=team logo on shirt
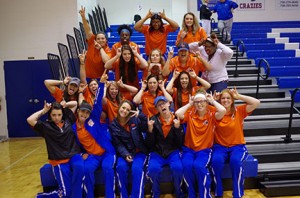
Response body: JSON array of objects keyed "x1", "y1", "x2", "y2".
[
  {"x1": 203, "y1": 120, "x2": 208, "y2": 125},
  {"x1": 88, "y1": 119, "x2": 94, "y2": 127}
]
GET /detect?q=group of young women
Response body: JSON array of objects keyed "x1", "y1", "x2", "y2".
[{"x1": 26, "y1": 6, "x2": 260, "y2": 198}]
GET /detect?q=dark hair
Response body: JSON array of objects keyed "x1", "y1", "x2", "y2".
[
  {"x1": 117, "y1": 24, "x2": 133, "y2": 36},
  {"x1": 116, "y1": 100, "x2": 135, "y2": 124},
  {"x1": 146, "y1": 74, "x2": 160, "y2": 95},
  {"x1": 175, "y1": 71, "x2": 193, "y2": 108},
  {"x1": 119, "y1": 45, "x2": 137, "y2": 83},
  {"x1": 63, "y1": 84, "x2": 79, "y2": 102},
  {"x1": 47, "y1": 102, "x2": 65, "y2": 121},
  {"x1": 149, "y1": 18, "x2": 164, "y2": 33}
]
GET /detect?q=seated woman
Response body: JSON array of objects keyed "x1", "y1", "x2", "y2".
[
  {"x1": 27, "y1": 101, "x2": 84, "y2": 198},
  {"x1": 146, "y1": 96, "x2": 184, "y2": 198},
  {"x1": 133, "y1": 74, "x2": 172, "y2": 117},
  {"x1": 109, "y1": 100, "x2": 148, "y2": 198},
  {"x1": 105, "y1": 44, "x2": 147, "y2": 100}
]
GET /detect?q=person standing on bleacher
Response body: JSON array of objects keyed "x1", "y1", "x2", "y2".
[
  {"x1": 212, "y1": 0, "x2": 238, "y2": 44},
  {"x1": 27, "y1": 101, "x2": 84, "y2": 198},
  {"x1": 200, "y1": 0, "x2": 213, "y2": 35},
  {"x1": 134, "y1": 9, "x2": 179, "y2": 59},
  {"x1": 79, "y1": 6, "x2": 111, "y2": 79},
  {"x1": 176, "y1": 12, "x2": 207, "y2": 46},
  {"x1": 110, "y1": 24, "x2": 140, "y2": 58},
  {"x1": 211, "y1": 88, "x2": 260, "y2": 198},
  {"x1": 73, "y1": 73, "x2": 116, "y2": 198}
]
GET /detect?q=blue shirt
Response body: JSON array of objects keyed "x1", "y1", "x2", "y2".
[{"x1": 213, "y1": 0, "x2": 238, "y2": 20}]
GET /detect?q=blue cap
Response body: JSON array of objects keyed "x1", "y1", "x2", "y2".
[
  {"x1": 69, "y1": 77, "x2": 80, "y2": 87},
  {"x1": 154, "y1": 96, "x2": 168, "y2": 106},
  {"x1": 177, "y1": 42, "x2": 189, "y2": 52}
]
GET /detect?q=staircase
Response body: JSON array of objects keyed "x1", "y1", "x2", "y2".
[{"x1": 226, "y1": 42, "x2": 300, "y2": 197}]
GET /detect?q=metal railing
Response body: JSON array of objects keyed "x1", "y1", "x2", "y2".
[
  {"x1": 221, "y1": 28, "x2": 228, "y2": 43},
  {"x1": 283, "y1": 88, "x2": 300, "y2": 143},
  {"x1": 256, "y1": 59, "x2": 270, "y2": 98},
  {"x1": 234, "y1": 40, "x2": 245, "y2": 77}
]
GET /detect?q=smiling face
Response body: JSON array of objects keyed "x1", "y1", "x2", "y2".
[
  {"x1": 151, "y1": 19, "x2": 162, "y2": 30},
  {"x1": 89, "y1": 80, "x2": 98, "y2": 95},
  {"x1": 178, "y1": 49, "x2": 189, "y2": 63},
  {"x1": 108, "y1": 84, "x2": 119, "y2": 99},
  {"x1": 220, "y1": 91, "x2": 234, "y2": 111},
  {"x1": 180, "y1": 73, "x2": 189, "y2": 89},
  {"x1": 184, "y1": 14, "x2": 194, "y2": 28},
  {"x1": 95, "y1": 33, "x2": 107, "y2": 47},
  {"x1": 204, "y1": 41, "x2": 217, "y2": 56},
  {"x1": 118, "y1": 102, "x2": 132, "y2": 118},
  {"x1": 122, "y1": 49, "x2": 132, "y2": 62},
  {"x1": 193, "y1": 96, "x2": 208, "y2": 112},
  {"x1": 67, "y1": 83, "x2": 79, "y2": 95},
  {"x1": 147, "y1": 76, "x2": 158, "y2": 93},
  {"x1": 50, "y1": 109, "x2": 63, "y2": 124},
  {"x1": 77, "y1": 109, "x2": 91, "y2": 123}
]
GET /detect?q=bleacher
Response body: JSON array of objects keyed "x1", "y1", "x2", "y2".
[{"x1": 40, "y1": 3, "x2": 300, "y2": 196}]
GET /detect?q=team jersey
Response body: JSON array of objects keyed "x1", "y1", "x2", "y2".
[
  {"x1": 141, "y1": 90, "x2": 164, "y2": 117},
  {"x1": 176, "y1": 28, "x2": 207, "y2": 45},
  {"x1": 215, "y1": 104, "x2": 251, "y2": 147}
]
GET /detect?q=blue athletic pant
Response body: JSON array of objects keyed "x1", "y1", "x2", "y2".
[
  {"x1": 207, "y1": 80, "x2": 228, "y2": 94},
  {"x1": 182, "y1": 147, "x2": 212, "y2": 198},
  {"x1": 147, "y1": 151, "x2": 184, "y2": 198},
  {"x1": 84, "y1": 152, "x2": 116, "y2": 198},
  {"x1": 37, "y1": 154, "x2": 84, "y2": 198},
  {"x1": 211, "y1": 144, "x2": 248, "y2": 198},
  {"x1": 116, "y1": 152, "x2": 147, "y2": 198}
]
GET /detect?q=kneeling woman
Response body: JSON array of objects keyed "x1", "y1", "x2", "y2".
[{"x1": 109, "y1": 100, "x2": 149, "y2": 198}]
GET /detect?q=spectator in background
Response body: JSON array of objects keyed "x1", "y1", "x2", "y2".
[
  {"x1": 27, "y1": 101, "x2": 84, "y2": 198},
  {"x1": 79, "y1": 6, "x2": 110, "y2": 79},
  {"x1": 212, "y1": 88, "x2": 260, "y2": 198},
  {"x1": 146, "y1": 96, "x2": 184, "y2": 198},
  {"x1": 212, "y1": 0, "x2": 238, "y2": 43},
  {"x1": 189, "y1": 34, "x2": 233, "y2": 93},
  {"x1": 176, "y1": 12, "x2": 207, "y2": 46},
  {"x1": 175, "y1": 90, "x2": 226, "y2": 198},
  {"x1": 110, "y1": 24, "x2": 140, "y2": 58},
  {"x1": 200, "y1": 0, "x2": 213, "y2": 35},
  {"x1": 134, "y1": 9, "x2": 179, "y2": 59},
  {"x1": 109, "y1": 100, "x2": 149, "y2": 198},
  {"x1": 105, "y1": 44, "x2": 147, "y2": 100}
]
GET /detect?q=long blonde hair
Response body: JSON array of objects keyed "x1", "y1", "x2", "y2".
[{"x1": 181, "y1": 12, "x2": 200, "y2": 35}]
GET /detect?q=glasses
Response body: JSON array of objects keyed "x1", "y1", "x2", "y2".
[
  {"x1": 156, "y1": 102, "x2": 167, "y2": 108},
  {"x1": 194, "y1": 100, "x2": 207, "y2": 105}
]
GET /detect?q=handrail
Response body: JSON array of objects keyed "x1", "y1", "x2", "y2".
[
  {"x1": 234, "y1": 40, "x2": 245, "y2": 77},
  {"x1": 283, "y1": 88, "x2": 300, "y2": 143},
  {"x1": 210, "y1": 18, "x2": 216, "y2": 34},
  {"x1": 256, "y1": 59, "x2": 270, "y2": 98}
]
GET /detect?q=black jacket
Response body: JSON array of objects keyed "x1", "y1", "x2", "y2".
[
  {"x1": 145, "y1": 113, "x2": 184, "y2": 158},
  {"x1": 109, "y1": 112, "x2": 148, "y2": 158},
  {"x1": 200, "y1": 4, "x2": 212, "y2": 20}
]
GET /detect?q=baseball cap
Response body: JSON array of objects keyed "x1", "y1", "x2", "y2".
[
  {"x1": 78, "y1": 102, "x2": 92, "y2": 113},
  {"x1": 69, "y1": 77, "x2": 80, "y2": 87},
  {"x1": 154, "y1": 96, "x2": 168, "y2": 106},
  {"x1": 151, "y1": 13, "x2": 161, "y2": 20},
  {"x1": 177, "y1": 42, "x2": 189, "y2": 52}
]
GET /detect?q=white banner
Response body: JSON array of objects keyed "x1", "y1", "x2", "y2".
[
  {"x1": 275, "y1": 0, "x2": 300, "y2": 9},
  {"x1": 237, "y1": 0, "x2": 265, "y2": 10}
]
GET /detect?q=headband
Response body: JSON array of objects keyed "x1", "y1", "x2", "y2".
[
  {"x1": 193, "y1": 93, "x2": 206, "y2": 100},
  {"x1": 120, "y1": 29, "x2": 130, "y2": 34}
]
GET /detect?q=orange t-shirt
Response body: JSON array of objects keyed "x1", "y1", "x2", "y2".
[
  {"x1": 141, "y1": 90, "x2": 163, "y2": 117},
  {"x1": 169, "y1": 55, "x2": 206, "y2": 86},
  {"x1": 52, "y1": 87, "x2": 77, "y2": 102},
  {"x1": 103, "y1": 98, "x2": 119, "y2": 124},
  {"x1": 215, "y1": 104, "x2": 250, "y2": 147},
  {"x1": 85, "y1": 34, "x2": 111, "y2": 78},
  {"x1": 110, "y1": 41, "x2": 140, "y2": 58},
  {"x1": 183, "y1": 107, "x2": 217, "y2": 151},
  {"x1": 83, "y1": 88, "x2": 94, "y2": 106},
  {"x1": 142, "y1": 25, "x2": 174, "y2": 55},
  {"x1": 159, "y1": 113, "x2": 175, "y2": 138},
  {"x1": 76, "y1": 121, "x2": 105, "y2": 156},
  {"x1": 176, "y1": 27, "x2": 207, "y2": 45}
]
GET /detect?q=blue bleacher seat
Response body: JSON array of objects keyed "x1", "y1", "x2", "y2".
[
  {"x1": 247, "y1": 49, "x2": 295, "y2": 59},
  {"x1": 243, "y1": 43, "x2": 284, "y2": 51},
  {"x1": 277, "y1": 76, "x2": 300, "y2": 88},
  {"x1": 232, "y1": 38, "x2": 275, "y2": 46},
  {"x1": 269, "y1": 66, "x2": 300, "y2": 77},
  {"x1": 255, "y1": 57, "x2": 300, "y2": 66}
]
